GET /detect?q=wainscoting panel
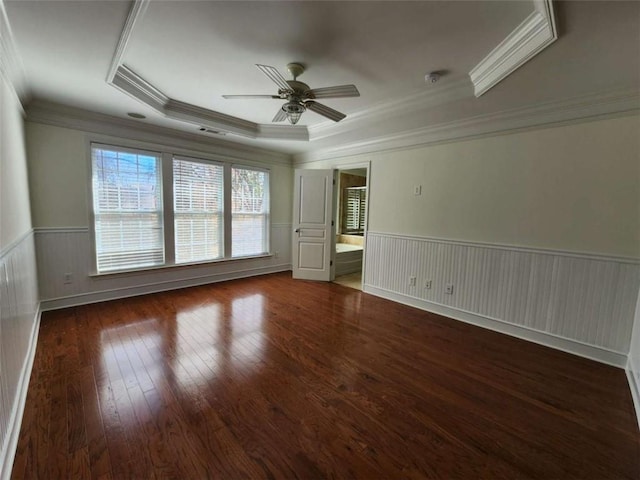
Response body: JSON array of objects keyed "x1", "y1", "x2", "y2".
[
  {"x1": 627, "y1": 292, "x2": 640, "y2": 428},
  {"x1": 0, "y1": 231, "x2": 40, "y2": 479},
  {"x1": 35, "y1": 224, "x2": 292, "y2": 309},
  {"x1": 364, "y1": 232, "x2": 640, "y2": 362}
]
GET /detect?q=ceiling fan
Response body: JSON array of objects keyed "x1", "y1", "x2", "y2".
[{"x1": 223, "y1": 63, "x2": 360, "y2": 125}]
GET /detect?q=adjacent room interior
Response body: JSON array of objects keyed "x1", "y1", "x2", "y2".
[
  {"x1": 333, "y1": 166, "x2": 368, "y2": 290},
  {"x1": 1, "y1": 0, "x2": 639, "y2": 478}
]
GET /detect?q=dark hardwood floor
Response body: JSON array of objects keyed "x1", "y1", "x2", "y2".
[{"x1": 11, "y1": 272, "x2": 640, "y2": 479}]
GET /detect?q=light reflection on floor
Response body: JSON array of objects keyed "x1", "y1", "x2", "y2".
[
  {"x1": 98, "y1": 294, "x2": 268, "y2": 418},
  {"x1": 99, "y1": 317, "x2": 163, "y2": 422}
]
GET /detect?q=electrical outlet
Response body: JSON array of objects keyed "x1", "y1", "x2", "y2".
[
  {"x1": 445, "y1": 283, "x2": 454, "y2": 295},
  {"x1": 64, "y1": 273, "x2": 73, "y2": 284},
  {"x1": 409, "y1": 276, "x2": 416, "y2": 286},
  {"x1": 414, "y1": 185, "x2": 422, "y2": 196},
  {"x1": 425, "y1": 280, "x2": 432, "y2": 289}
]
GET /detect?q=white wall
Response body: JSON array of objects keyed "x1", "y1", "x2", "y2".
[
  {"x1": 0, "y1": 74, "x2": 40, "y2": 478},
  {"x1": 297, "y1": 115, "x2": 640, "y2": 365},
  {"x1": 301, "y1": 115, "x2": 640, "y2": 257},
  {"x1": 0, "y1": 74, "x2": 31, "y2": 248},
  {"x1": 25, "y1": 121, "x2": 294, "y2": 308}
]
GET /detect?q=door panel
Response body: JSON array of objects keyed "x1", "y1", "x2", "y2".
[
  {"x1": 292, "y1": 169, "x2": 336, "y2": 281},
  {"x1": 298, "y1": 243, "x2": 325, "y2": 269}
]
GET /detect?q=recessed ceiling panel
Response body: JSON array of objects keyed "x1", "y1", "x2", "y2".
[{"x1": 125, "y1": 1, "x2": 530, "y2": 125}]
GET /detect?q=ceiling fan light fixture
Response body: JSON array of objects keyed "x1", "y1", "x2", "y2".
[
  {"x1": 286, "y1": 111, "x2": 303, "y2": 125},
  {"x1": 282, "y1": 100, "x2": 306, "y2": 125}
]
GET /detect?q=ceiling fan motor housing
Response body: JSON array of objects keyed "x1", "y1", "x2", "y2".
[
  {"x1": 283, "y1": 80, "x2": 311, "y2": 96},
  {"x1": 282, "y1": 98, "x2": 306, "y2": 114}
]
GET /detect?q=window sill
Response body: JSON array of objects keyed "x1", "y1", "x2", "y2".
[{"x1": 89, "y1": 253, "x2": 274, "y2": 278}]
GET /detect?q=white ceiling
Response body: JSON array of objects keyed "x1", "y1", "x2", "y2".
[{"x1": 4, "y1": 0, "x2": 639, "y2": 157}]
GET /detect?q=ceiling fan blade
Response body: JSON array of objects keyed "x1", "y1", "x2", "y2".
[
  {"x1": 272, "y1": 107, "x2": 287, "y2": 122},
  {"x1": 306, "y1": 85, "x2": 360, "y2": 99},
  {"x1": 305, "y1": 101, "x2": 347, "y2": 122},
  {"x1": 256, "y1": 64, "x2": 292, "y2": 92},
  {"x1": 222, "y1": 94, "x2": 281, "y2": 99}
]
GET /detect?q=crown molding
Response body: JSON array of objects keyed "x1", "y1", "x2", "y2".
[
  {"x1": 469, "y1": 0, "x2": 557, "y2": 97},
  {"x1": 111, "y1": 64, "x2": 168, "y2": 111},
  {"x1": 106, "y1": 0, "x2": 150, "y2": 83},
  {"x1": 258, "y1": 124, "x2": 309, "y2": 141},
  {"x1": 25, "y1": 100, "x2": 293, "y2": 166},
  {"x1": 308, "y1": 77, "x2": 473, "y2": 142},
  {"x1": 294, "y1": 87, "x2": 640, "y2": 164},
  {"x1": 109, "y1": 65, "x2": 309, "y2": 141},
  {"x1": 165, "y1": 98, "x2": 257, "y2": 136},
  {"x1": 0, "y1": 0, "x2": 28, "y2": 102}
]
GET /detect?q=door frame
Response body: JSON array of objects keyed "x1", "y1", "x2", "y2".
[{"x1": 333, "y1": 161, "x2": 371, "y2": 289}]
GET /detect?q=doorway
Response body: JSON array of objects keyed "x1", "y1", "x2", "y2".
[{"x1": 333, "y1": 165, "x2": 369, "y2": 290}]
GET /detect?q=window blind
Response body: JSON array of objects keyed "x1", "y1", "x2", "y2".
[
  {"x1": 231, "y1": 167, "x2": 269, "y2": 257},
  {"x1": 173, "y1": 157, "x2": 224, "y2": 263},
  {"x1": 91, "y1": 145, "x2": 164, "y2": 273}
]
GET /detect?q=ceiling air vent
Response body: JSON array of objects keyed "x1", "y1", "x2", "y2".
[{"x1": 198, "y1": 127, "x2": 226, "y2": 136}]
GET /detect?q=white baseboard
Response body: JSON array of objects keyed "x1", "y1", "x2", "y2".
[
  {"x1": 364, "y1": 284, "x2": 627, "y2": 368},
  {"x1": 626, "y1": 360, "x2": 640, "y2": 431},
  {"x1": 41, "y1": 264, "x2": 291, "y2": 311},
  {"x1": 0, "y1": 306, "x2": 41, "y2": 480}
]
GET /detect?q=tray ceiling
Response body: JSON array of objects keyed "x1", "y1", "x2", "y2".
[{"x1": 3, "y1": 0, "x2": 639, "y2": 156}]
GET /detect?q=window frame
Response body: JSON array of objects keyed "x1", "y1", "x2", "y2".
[{"x1": 88, "y1": 140, "x2": 272, "y2": 276}]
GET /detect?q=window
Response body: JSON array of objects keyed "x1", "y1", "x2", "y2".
[
  {"x1": 91, "y1": 145, "x2": 164, "y2": 272},
  {"x1": 232, "y1": 166, "x2": 269, "y2": 257},
  {"x1": 343, "y1": 187, "x2": 366, "y2": 235},
  {"x1": 90, "y1": 143, "x2": 270, "y2": 274},
  {"x1": 173, "y1": 158, "x2": 224, "y2": 263}
]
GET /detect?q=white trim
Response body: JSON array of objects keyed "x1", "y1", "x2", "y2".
[
  {"x1": 258, "y1": 124, "x2": 310, "y2": 141},
  {"x1": 40, "y1": 264, "x2": 291, "y2": 311},
  {"x1": 0, "y1": 229, "x2": 33, "y2": 260},
  {"x1": 294, "y1": 88, "x2": 640, "y2": 164},
  {"x1": 106, "y1": 0, "x2": 150, "y2": 83},
  {"x1": 111, "y1": 65, "x2": 168, "y2": 112},
  {"x1": 26, "y1": 101, "x2": 292, "y2": 166},
  {"x1": 0, "y1": 306, "x2": 41, "y2": 480},
  {"x1": 364, "y1": 284, "x2": 627, "y2": 368},
  {"x1": 308, "y1": 78, "x2": 472, "y2": 142},
  {"x1": 165, "y1": 96, "x2": 258, "y2": 137},
  {"x1": 626, "y1": 363, "x2": 640, "y2": 430},
  {"x1": 366, "y1": 231, "x2": 640, "y2": 265},
  {"x1": 469, "y1": 0, "x2": 557, "y2": 97}
]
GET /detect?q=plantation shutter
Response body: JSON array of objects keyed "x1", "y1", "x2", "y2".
[
  {"x1": 173, "y1": 157, "x2": 224, "y2": 263},
  {"x1": 345, "y1": 187, "x2": 366, "y2": 234},
  {"x1": 231, "y1": 166, "x2": 270, "y2": 257},
  {"x1": 91, "y1": 144, "x2": 164, "y2": 273}
]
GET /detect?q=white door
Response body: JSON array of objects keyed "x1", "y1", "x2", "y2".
[{"x1": 292, "y1": 169, "x2": 336, "y2": 281}]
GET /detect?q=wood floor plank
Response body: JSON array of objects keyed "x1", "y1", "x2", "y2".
[{"x1": 11, "y1": 272, "x2": 640, "y2": 479}]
